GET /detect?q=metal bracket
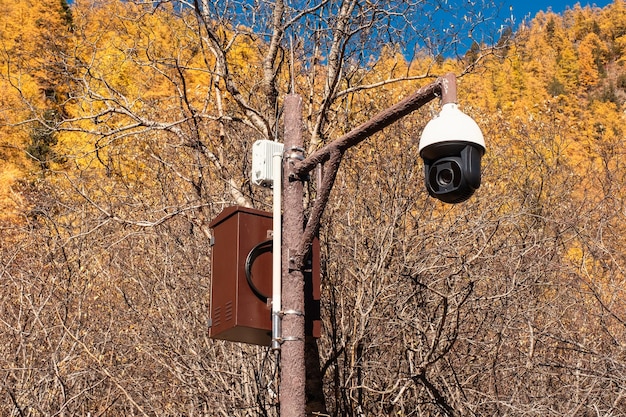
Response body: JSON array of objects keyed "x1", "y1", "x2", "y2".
[
  {"x1": 286, "y1": 146, "x2": 308, "y2": 182},
  {"x1": 281, "y1": 309, "x2": 305, "y2": 317},
  {"x1": 287, "y1": 249, "x2": 298, "y2": 271},
  {"x1": 281, "y1": 336, "x2": 305, "y2": 342},
  {"x1": 286, "y1": 146, "x2": 305, "y2": 161}
]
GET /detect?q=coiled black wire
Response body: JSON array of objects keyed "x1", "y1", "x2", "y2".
[{"x1": 244, "y1": 239, "x2": 273, "y2": 303}]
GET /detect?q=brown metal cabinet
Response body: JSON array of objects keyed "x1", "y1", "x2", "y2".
[{"x1": 208, "y1": 206, "x2": 320, "y2": 346}]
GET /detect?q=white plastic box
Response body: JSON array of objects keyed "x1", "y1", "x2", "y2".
[{"x1": 251, "y1": 140, "x2": 284, "y2": 187}]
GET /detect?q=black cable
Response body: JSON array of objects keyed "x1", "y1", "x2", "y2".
[{"x1": 245, "y1": 239, "x2": 273, "y2": 303}]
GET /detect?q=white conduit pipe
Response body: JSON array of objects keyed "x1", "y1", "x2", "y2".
[{"x1": 271, "y1": 151, "x2": 282, "y2": 351}]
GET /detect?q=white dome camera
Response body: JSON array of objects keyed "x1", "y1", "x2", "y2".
[{"x1": 419, "y1": 102, "x2": 485, "y2": 204}]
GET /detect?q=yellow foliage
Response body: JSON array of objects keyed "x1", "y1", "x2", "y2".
[
  {"x1": 0, "y1": 0, "x2": 73, "y2": 222},
  {"x1": 1, "y1": 0, "x2": 625, "y2": 274},
  {"x1": 0, "y1": 162, "x2": 26, "y2": 220}
]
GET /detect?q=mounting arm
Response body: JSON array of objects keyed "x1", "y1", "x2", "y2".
[{"x1": 287, "y1": 73, "x2": 458, "y2": 270}]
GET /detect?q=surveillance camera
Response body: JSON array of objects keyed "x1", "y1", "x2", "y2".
[{"x1": 419, "y1": 103, "x2": 485, "y2": 204}]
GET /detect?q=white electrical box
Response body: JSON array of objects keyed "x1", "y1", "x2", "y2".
[{"x1": 251, "y1": 140, "x2": 284, "y2": 187}]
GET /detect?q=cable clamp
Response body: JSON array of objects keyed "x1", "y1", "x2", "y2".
[
  {"x1": 287, "y1": 146, "x2": 305, "y2": 153},
  {"x1": 286, "y1": 146, "x2": 305, "y2": 161},
  {"x1": 281, "y1": 309, "x2": 305, "y2": 317},
  {"x1": 281, "y1": 336, "x2": 304, "y2": 342}
]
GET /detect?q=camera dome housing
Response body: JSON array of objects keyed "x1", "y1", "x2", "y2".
[{"x1": 419, "y1": 103, "x2": 485, "y2": 204}]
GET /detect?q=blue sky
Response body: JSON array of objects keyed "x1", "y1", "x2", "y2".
[
  {"x1": 63, "y1": 0, "x2": 617, "y2": 56},
  {"x1": 508, "y1": 0, "x2": 615, "y2": 23},
  {"x1": 63, "y1": 0, "x2": 616, "y2": 26}
]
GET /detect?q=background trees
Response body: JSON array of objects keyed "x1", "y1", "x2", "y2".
[{"x1": 1, "y1": 0, "x2": 626, "y2": 415}]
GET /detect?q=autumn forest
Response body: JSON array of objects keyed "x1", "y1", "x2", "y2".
[{"x1": 1, "y1": 0, "x2": 626, "y2": 415}]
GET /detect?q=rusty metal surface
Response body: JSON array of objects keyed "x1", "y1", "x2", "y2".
[
  {"x1": 288, "y1": 74, "x2": 458, "y2": 275},
  {"x1": 209, "y1": 206, "x2": 274, "y2": 345},
  {"x1": 208, "y1": 204, "x2": 320, "y2": 347},
  {"x1": 281, "y1": 94, "x2": 307, "y2": 417},
  {"x1": 277, "y1": 76, "x2": 456, "y2": 415},
  {"x1": 291, "y1": 75, "x2": 454, "y2": 177}
]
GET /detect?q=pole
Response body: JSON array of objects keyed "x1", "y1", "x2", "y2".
[
  {"x1": 277, "y1": 74, "x2": 459, "y2": 416},
  {"x1": 281, "y1": 94, "x2": 306, "y2": 417}
]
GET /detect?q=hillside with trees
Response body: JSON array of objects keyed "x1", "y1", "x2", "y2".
[{"x1": 1, "y1": 0, "x2": 626, "y2": 415}]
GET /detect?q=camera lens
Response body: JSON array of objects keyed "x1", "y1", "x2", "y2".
[
  {"x1": 429, "y1": 160, "x2": 461, "y2": 191},
  {"x1": 437, "y1": 168, "x2": 454, "y2": 186},
  {"x1": 421, "y1": 143, "x2": 484, "y2": 204}
]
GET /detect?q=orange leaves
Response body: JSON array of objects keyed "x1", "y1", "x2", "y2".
[
  {"x1": 0, "y1": 0, "x2": 73, "y2": 223},
  {"x1": 578, "y1": 32, "x2": 606, "y2": 89},
  {"x1": 0, "y1": 163, "x2": 26, "y2": 221}
]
